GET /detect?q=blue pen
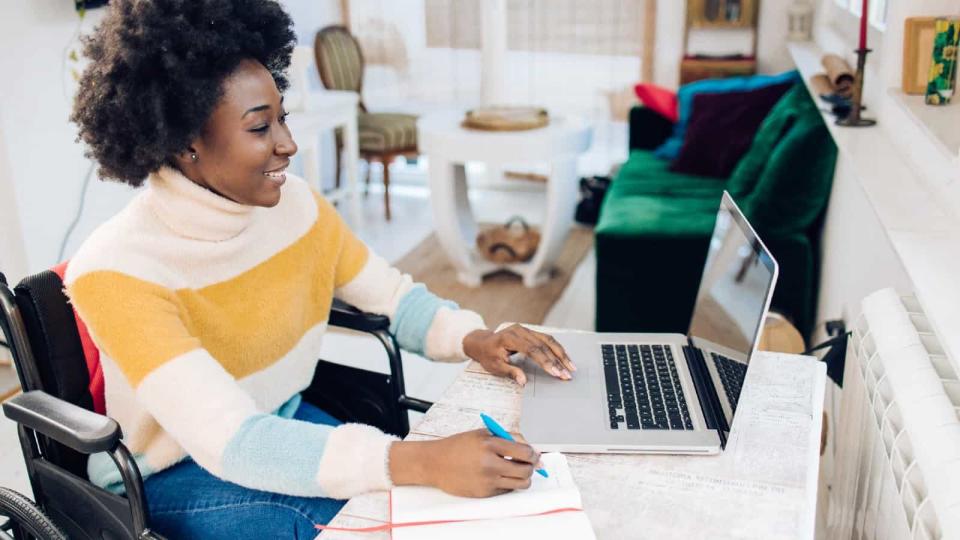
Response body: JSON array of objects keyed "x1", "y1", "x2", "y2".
[{"x1": 480, "y1": 412, "x2": 548, "y2": 478}]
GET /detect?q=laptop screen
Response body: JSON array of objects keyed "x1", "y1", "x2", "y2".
[{"x1": 687, "y1": 193, "x2": 777, "y2": 424}]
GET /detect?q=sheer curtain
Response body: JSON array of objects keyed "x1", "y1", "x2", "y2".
[
  {"x1": 346, "y1": 0, "x2": 653, "y2": 180},
  {"x1": 350, "y1": 0, "x2": 648, "y2": 114}
]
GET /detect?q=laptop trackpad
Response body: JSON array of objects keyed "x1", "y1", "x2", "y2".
[{"x1": 518, "y1": 354, "x2": 591, "y2": 398}]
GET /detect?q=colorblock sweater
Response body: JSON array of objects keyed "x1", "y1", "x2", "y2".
[{"x1": 64, "y1": 167, "x2": 486, "y2": 499}]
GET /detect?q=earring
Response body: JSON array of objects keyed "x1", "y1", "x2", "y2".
[{"x1": 190, "y1": 153, "x2": 198, "y2": 161}]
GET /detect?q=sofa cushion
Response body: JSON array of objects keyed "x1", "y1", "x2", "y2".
[
  {"x1": 654, "y1": 70, "x2": 801, "y2": 161},
  {"x1": 611, "y1": 150, "x2": 729, "y2": 200},
  {"x1": 596, "y1": 192, "x2": 721, "y2": 238},
  {"x1": 739, "y1": 99, "x2": 838, "y2": 237},
  {"x1": 633, "y1": 83, "x2": 679, "y2": 123},
  {"x1": 726, "y1": 84, "x2": 807, "y2": 199},
  {"x1": 669, "y1": 81, "x2": 794, "y2": 178}
]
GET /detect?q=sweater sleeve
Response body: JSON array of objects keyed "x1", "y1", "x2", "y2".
[
  {"x1": 328, "y1": 201, "x2": 487, "y2": 361},
  {"x1": 66, "y1": 270, "x2": 397, "y2": 499}
]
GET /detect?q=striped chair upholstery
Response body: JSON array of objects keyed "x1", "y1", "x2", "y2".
[
  {"x1": 315, "y1": 25, "x2": 419, "y2": 220},
  {"x1": 314, "y1": 26, "x2": 363, "y2": 92},
  {"x1": 358, "y1": 112, "x2": 418, "y2": 153}
]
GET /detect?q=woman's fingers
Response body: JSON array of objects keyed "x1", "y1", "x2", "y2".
[
  {"x1": 483, "y1": 436, "x2": 539, "y2": 491},
  {"x1": 484, "y1": 352, "x2": 527, "y2": 385},
  {"x1": 508, "y1": 432, "x2": 547, "y2": 471},
  {"x1": 488, "y1": 437, "x2": 539, "y2": 464},
  {"x1": 501, "y1": 326, "x2": 570, "y2": 380},
  {"x1": 496, "y1": 475, "x2": 533, "y2": 490},
  {"x1": 524, "y1": 328, "x2": 577, "y2": 373}
]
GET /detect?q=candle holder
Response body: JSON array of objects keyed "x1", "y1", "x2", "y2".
[{"x1": 836, "y1": 48, "x2": 877, "y2": 127}]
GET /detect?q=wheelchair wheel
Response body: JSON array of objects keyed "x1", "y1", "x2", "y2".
[{"x1": 0, "y1": 488, "x2": 66, "y2": 540}]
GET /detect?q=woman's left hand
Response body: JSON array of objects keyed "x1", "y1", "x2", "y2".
[{"x1": 462, "y1": 324, "x2": 576, "y2": 386}]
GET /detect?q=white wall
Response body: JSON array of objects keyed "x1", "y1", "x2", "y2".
[
  {"x1": 813, "y1": 156, "x2": 914, "y2": 335},
  {"x1": 810, "y1": 0, "x2": 960, "y2": 340},
  {"x1": 0, "y1": 110, "x2": 28, "y2": 283},
  {"x1": 0, "y1": 1, "x2": 128, "y2": 284},
  {"x1": 756, "y1": 0, "x2": 795, "y2": 74},
  {"x1": 0, "y1": 1, "x2": 343, "y2": 283},
  {"x1": 281, "y1": 0, "x2": 342, "y2": 45}
]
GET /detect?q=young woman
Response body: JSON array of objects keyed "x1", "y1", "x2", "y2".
[{"x1": 66, "y1": 1, "x2": 575, "y2": 537}]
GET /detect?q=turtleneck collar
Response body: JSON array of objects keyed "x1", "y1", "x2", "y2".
[{"x1": 145, "y1": 166, "x2": 258, "y2": 242}]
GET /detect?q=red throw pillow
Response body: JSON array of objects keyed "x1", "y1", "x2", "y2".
[
  {"x1": 51, "y1": 261, "x2": 105, "y2": 415},
  {"x1": 633, "y1": 83, "x2": 679, "y2": 123},
  {"x1": 669, "y1": 82, "x2": 794, "y2": 179}
]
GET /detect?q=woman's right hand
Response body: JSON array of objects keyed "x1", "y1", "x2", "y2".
[{"x1": 389, "y1": 429, "x2": 540, "y2": 498}]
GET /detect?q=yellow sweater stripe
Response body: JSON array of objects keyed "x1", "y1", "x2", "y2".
[
  {"x1": 69, "y1": 195, "x2": 369, "y2": 387},
  {"x1": 69, "y1": 271, "x2": 202, "y2": 387}
]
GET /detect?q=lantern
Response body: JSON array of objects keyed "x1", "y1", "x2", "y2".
[{"x1": 788, "y1": 0, "x2": 814, "y2": 42}]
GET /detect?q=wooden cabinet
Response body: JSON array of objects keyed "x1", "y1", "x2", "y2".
[
  {"x1": 680, "y1": 57, "x2": 757, "y2": 84},
  {"x1": 681, "y1": 0, "x2": 760, "y2": 84},
  {"x1": 687, "y1": 0, "x2": 758, "y2": 28}
]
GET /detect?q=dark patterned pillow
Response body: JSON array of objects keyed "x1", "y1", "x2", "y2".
[{"x1": 669, "y1": 82, "x2": 794, "y2": 179}]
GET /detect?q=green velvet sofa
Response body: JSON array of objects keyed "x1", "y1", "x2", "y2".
[{"x1": 594, "y1": 84, "x2": 837, "y2": 340}]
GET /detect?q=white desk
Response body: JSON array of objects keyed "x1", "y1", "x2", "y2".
[
  {"x1": 417, "y1": 113, "x2": 592, "y2": 288},
  {"x1": 286, "y1": 90, "x2": 361, "y2": 226},
  {"x1": 321, "y1": 348, "x2": 825, "y2": 539}
]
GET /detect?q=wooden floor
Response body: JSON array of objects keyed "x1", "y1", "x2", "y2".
[{"x1": 0, "y1": 368, "x2": 17, "y2": 403}]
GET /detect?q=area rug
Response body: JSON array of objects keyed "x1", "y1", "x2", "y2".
[{"x1": 395, "y1": 226, "x2": 594, "y2": 329}]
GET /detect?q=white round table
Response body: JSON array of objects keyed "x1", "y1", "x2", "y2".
[
  {"x1": 418, "y1": 111, "x2": 592, "y2": 287},
  {"x1": 285, "y1": 90, "x2": 361, "y2": 226}
]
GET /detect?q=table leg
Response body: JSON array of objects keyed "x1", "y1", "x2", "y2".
[
  {"x1": 522, "y1": 157, "x2": 579, "y2": 288},
  {"x1": 428, "y1": 158, "x2": 483, "y2": 287},
  {"x1": 343, "y1": 113, "x2": 362, "y2": 228}
]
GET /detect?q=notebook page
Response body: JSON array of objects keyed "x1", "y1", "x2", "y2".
[
  {"x1": 391, "y1": 453, "x2": 595, "y2": 539},
  {"x1": 391, "y1": 510, "x2": 595, "y2": 540}
]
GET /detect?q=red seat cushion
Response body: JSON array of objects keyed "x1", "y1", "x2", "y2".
[
  {"x1": 633, "y1": 83, "x2": 679, "y2": 123},
  {"x1": 51, "y1": 262, "x2": 105, "y2": 415}
]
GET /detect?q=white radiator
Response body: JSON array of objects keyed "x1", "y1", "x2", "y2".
[{"x1": 826, "y1": 289, "x2": 960, "y2": 540}]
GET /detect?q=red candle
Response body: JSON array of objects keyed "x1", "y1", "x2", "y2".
[{"x1": 859, "y1": 0, "x2": 869, "y2": 49}]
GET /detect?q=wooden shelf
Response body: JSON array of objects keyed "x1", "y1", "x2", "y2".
[
  {"x1": 683, "y1": 0, "x2": 759, "y2": 84},
  {"x1": 689, "y1": 20, "x2": 755, "y2": 30},
  {"x1": 680, "y1": 57, "x2": 757, "y2": 84}
]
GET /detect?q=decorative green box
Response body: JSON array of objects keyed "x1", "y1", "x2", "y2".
[{"x1": 925, "y1": 19, "x2": 959, "y2": 105}]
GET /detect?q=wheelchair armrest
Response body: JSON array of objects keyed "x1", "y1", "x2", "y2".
[
  {"x1": 2, "y1": 390, "x2": 121, "y2": 454},
  {"x1": 330, "y1": 298, "x2": 390, "y2": 333}
]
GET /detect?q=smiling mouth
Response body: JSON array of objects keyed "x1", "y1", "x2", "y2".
[{"x1": 264, "y1": 165, "x2": 288, "y2": 183}]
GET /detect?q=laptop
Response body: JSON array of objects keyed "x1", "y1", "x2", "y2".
[{"x1": 519, "y1": 191, "x2": 778, "y2": 454}]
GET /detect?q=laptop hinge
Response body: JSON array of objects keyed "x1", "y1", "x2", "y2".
[{"x1": 682, "y1": 341, "x2": 729, "y2": 448}]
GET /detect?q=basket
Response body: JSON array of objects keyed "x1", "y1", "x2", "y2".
[
  {"x1": 462, "y1": 106, "x2": 549, "y2": 131},
  {"x1": 476, "y1": 217, "x2": 541, "y2": 263}
]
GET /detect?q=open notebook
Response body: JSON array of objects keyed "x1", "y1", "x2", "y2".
[{"x1": 390, "y1": 452, "x2": 595, "y2": 540}]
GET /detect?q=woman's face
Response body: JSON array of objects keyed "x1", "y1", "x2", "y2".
[{"x1": 180, "y1": 59, "x2": 297, "y2": 207}]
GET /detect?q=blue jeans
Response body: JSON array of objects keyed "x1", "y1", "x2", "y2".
[{"x1": 144, "y1": 401, "x2": 346, "y2": 539}]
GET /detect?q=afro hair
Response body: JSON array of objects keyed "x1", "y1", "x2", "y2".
[{"x1": 71, "y1": 0, "x2": 297, "y2": 186}]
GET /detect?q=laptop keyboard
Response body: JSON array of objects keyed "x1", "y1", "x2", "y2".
[
  {"x1": 711, "y1": 353, "x2": 747, "y2": 411},
  {"x1": 603, "y1": 344, "x2": 693, "y2": 430}
]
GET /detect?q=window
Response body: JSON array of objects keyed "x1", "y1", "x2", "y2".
[{"x1": 424, "y1": 0, "x2": 647, "y2": 56}]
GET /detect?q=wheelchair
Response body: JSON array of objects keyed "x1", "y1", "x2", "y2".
[{"x1": 0, "y1": 266, "x2": 431, "y2": 539}]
